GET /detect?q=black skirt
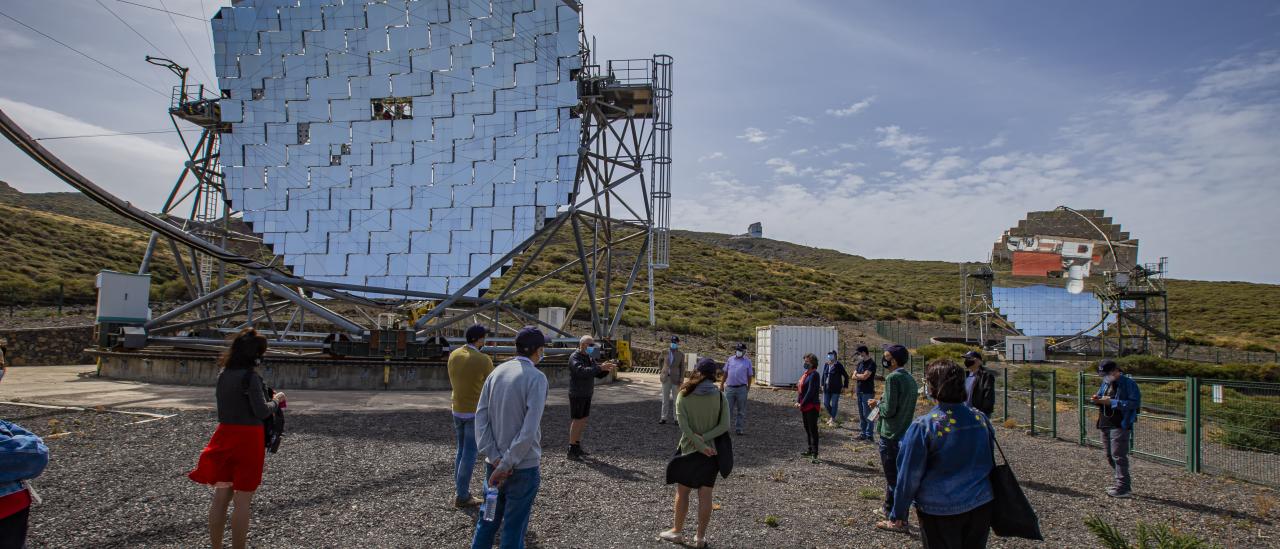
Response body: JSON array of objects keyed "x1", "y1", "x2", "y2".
[{"x1": 665, "y1": 449, "x2": 718, "y2": 488}]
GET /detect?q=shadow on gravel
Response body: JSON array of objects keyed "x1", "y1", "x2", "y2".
[
  {"x1": 1020, "y1": 479, "x2": 1091, "y2": 499},
  {"x1": 580, "y1": 456, "x2": 653, "y2": 482},
  {"x1": 1138, "y1": 494, "x2": 1273, "y2": 525}
]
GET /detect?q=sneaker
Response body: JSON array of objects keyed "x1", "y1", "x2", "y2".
[
  {"x1": 567, "y1": 446, "x2": 584, "y2": 461},
  {"x1": 453, "y1": 495, "x2": 483, "y2": 508},
  {"x1": 659, "y1": 419, "x2": 667, "y2": 424},
  {"x1": 1106, "y1": 488, "x2": 1133, "y2": 499},
  {"x1": 801, "y1": 451, "x2": 814, "y2": 458},
  {"x1": 735, "y1": 430, "x2": 744, "y2": 436},
  {"x1": 689, "y1": 535, "x2": 708, "y2": 548},
  {"x1": 657, "y1": 529, "x2": 683, "y2": 544}
]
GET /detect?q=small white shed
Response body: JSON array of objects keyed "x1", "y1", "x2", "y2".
[
  {"x1": 1005, "y1": 335, "x2": 1047, "y2": 362},
  {"x1": 755, "y1": 325, "x2": 838, "y2": 387}
]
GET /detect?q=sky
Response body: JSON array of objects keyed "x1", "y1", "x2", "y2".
[{"x1": 1, "y1": 1, "x2": 1278, "y2": 283}]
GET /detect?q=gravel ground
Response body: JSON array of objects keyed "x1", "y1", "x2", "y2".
[{"x1": 8, "y1": 380, "x2": 1279, "y2": 548}]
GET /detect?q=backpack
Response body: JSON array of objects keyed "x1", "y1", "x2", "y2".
[{"x1": 242, "y1": 370, "x2": 285, "y2": 453}]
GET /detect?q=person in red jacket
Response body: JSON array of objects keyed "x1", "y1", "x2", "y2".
[{"x1": 796, "y1": 353, "x2": 822, "y2": 462}]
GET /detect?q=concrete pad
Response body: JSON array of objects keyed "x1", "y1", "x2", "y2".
[{"x1": 0, "y1": 365, "x2": 664, "y2": 414}]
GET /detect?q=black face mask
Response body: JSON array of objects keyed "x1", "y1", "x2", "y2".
[
  {"x1": 964, "y1": 358, "x2": 976, "y2": 367},
  {"x1": 881, "y1": 358, "x2": 891, "y2": 369}
]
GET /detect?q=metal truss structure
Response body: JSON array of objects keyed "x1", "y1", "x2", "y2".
[{"x1": 0, "y1": 3, "x2": 672, "y2": 360}]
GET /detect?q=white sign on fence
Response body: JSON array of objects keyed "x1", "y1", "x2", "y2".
[{"x1": 1212, "y1": 384, "x2": 1223, "y2": 404}]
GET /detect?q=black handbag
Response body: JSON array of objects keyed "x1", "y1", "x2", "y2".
[
  {"x1": 988, "y1": 436, "x2": 1043, "y2": 540},
  {"x1": 242, "y1": 370, "x2": 285, "y2": 454},
  {"x1": 713, "y1": 393, "x2": 733, "y2": 478}
]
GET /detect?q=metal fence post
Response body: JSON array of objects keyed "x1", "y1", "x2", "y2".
[
  {"x1": 1029, "y1": 370, "x2": 1037, "y2": 436},
  {"x1": 1078, "y1": 371, "x2": 1087, "y2": 445},
  {"x1": 1003, "y1": 368, "x2": 1009, "y2": 422},
  {"x1": 1050, "y1": 369, "x2": 1058, "y2": 439},
  {"x1": 1185, "y1": 376, "x2": 1201, "y2": 473},
  {"x1": 57, "y1": 283, "x2": 64, "y2": 316}
]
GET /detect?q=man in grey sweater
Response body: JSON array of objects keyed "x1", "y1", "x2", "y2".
[{"x1": 472, "y1": 327, "x2": 549, "y2": 549}]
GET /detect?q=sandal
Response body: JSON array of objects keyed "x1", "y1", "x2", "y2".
[{"x1": 875, "y1": 519, "x2": 909, "y2": 533}]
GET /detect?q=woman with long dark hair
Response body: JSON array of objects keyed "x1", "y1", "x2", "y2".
[
  {"x1": 796, "y1": 353, "x2": 822, "y2": 461},
  {"x1": 876, "y1": 359, "x2": 996, "y2": 547},
  {"x1": 188, "y1": 328, "x2": 286, "y2": 549},
  {"x1": 658, "y1": 358, "x2": 730, "y2": 548}
]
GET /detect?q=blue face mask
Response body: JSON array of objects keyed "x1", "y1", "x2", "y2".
[
  {"x1": 670, "y1": 343, "x2": 679, "y2": 350},
  {"x1": 827, "y1": 354, "x2": 835, "y2": 362},
  {"x1": 587, "y1": 346, "x2": 599, "y2": 358}
]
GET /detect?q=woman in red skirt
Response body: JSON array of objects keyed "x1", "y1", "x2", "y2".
[{"x1": 188, "y1": 328, "x2": 286, "y2": 549}]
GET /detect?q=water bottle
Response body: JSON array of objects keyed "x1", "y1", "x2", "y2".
[{"x1": 482, "y1": 485, "x2": 499, "y2": 522}]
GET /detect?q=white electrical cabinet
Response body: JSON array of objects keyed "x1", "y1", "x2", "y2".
[
  {"x1": 755, "y1": 325, "x2": 838, "y2": 387},
  {"x1": 95, "y1": 270, "x2": 151, "y2": 324}
]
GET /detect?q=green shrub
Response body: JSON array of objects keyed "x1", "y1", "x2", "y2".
[
  {"x1": 1117, "y1": 355, "x2": 1279, "y2": 383},
  {"x1": 916, "y1": 343, "x2": 978, "y2": 362},
  {"x1": 1084, "y1": 514, "x2": 1216, "y2": 548}
]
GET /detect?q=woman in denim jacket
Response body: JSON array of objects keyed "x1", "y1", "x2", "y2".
[
  {"x1": 1, "y1": 352, "x2": 51, "y2": 549},
  {"x1": 877, "y1": 359, "x2": 995, "y2": 548}
]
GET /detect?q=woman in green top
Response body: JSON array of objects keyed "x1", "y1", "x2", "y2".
[{"x1": 658, "y1": 357, "x2": 730, "y2": 548}]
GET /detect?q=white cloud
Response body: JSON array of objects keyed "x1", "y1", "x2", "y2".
[
  {"x1": 737, "y1": 127, "x2": 771, "y2": 143},
  {"x1": 790, "y1": 148, "x2": 810, "y2": 156},
  {"x1": 765, "y1": 157, "x2": 797, "y2": 176},
  {"x1": 0, "y1": 33, "x2": 36, "y2": 50},
  {"x1": 1188, "y1": 50, "x2": 1280, "y2": 99},
  {"x1": 0, "y1": 97, "x2": 187, "y2": 211},
  {"x1": 875, "y1": 125, "x2": 931, "y2": 155},
  {"x1": 787, "y1": 115, "x2": 815, "y2": 125},
  {"x1": 698, "y1": 151, "x2": 726, "y2": 162},
  {"x1": 766, "y1": 157, "x2": 817, "y2": 178},
  {"x1": 982, "y1": 134, "x2": 1007, "y2": 149},
  {"x1": 901, "y1": 157, "x2": 930, "y2": 171},
  {"x1": 826, "y1": 96, "x2": 876, "y2": 117},
  {"x1": 673, "y1": 50, "x2": 1280, "y2": 283}
]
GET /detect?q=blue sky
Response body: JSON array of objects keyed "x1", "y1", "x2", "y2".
[{"x1": 1, "y1": 1, "x2": 1278, "y2": 282}]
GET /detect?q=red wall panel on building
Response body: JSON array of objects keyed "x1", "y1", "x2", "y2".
[{"x1": 1012, "y1": 251, "x2": 1064, "y2": 277}]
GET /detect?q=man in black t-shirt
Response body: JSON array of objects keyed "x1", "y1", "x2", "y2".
[
  {"x1": 851, "y1": 345, "x2": 878, "y2": 440},
  {"x1": 567, "y1": 335, "x2": 617, "y2": 461}
]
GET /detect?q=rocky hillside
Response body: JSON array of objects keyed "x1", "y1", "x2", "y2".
[{"x1": 0, "y1": 183, "x2": 1276, "y2": 350}]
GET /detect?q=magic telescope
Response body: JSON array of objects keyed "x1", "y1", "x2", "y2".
[{"x1": 0, "y1": 0, "x2": 673, "y2": 379}]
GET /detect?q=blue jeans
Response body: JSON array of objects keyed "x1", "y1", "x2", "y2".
[
  {"x1": 454, "y1": 416, "x2": 478, "y2": 502},
  {"x1": 725, "y1": 385, "x2": 749, "y2": 433},
  {"x1": 472, "y1": 465, "x2": 541, "y2": 549},
  {"x1": 878, "y1": 437, "x2": 903, "y2": 521},
  {"x1": 823, "y1": 392, "x2": 840, "y2": 421},
  {"x1": 856, "y1": 393, "x2": 875, "y2": 438}
]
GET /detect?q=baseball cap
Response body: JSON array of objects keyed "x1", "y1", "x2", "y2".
[
  {"x1": 881, "y1": 343, "x2": 909, "y2": 366},
  {"x1": 1097, "y1": 359, "x2": 1119, "y2": 374},
  {"x1": 962, "y1": 350, "x2": 982, "y2": 360},
  {"x1": 464, "y1": 324, "x2": 488, "y2": 343},
  {"x1": 735, "y1": 342, "x2": 748, "y2": 352},
  {"x1": 515, "y1": 326, "x2": 546, "y2": 354},
  {"x1": 696, "y1": 357, "x2": 719, "y2": 376},
  {"x1": 670, "y1": 335, "x2": 680, "y2": 343}
]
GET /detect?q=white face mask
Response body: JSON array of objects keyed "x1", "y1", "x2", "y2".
[{"x1": 735, "y1": 351, "x2": 744, "y2": 358}]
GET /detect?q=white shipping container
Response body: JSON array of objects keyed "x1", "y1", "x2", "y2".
[{"x1": 755, "y1": 325, "x2": 839, "y2": 387}]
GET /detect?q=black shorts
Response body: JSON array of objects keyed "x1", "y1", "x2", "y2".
[{"x1": 569, "y1": 396, "x2": 592, "y2": 419}]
